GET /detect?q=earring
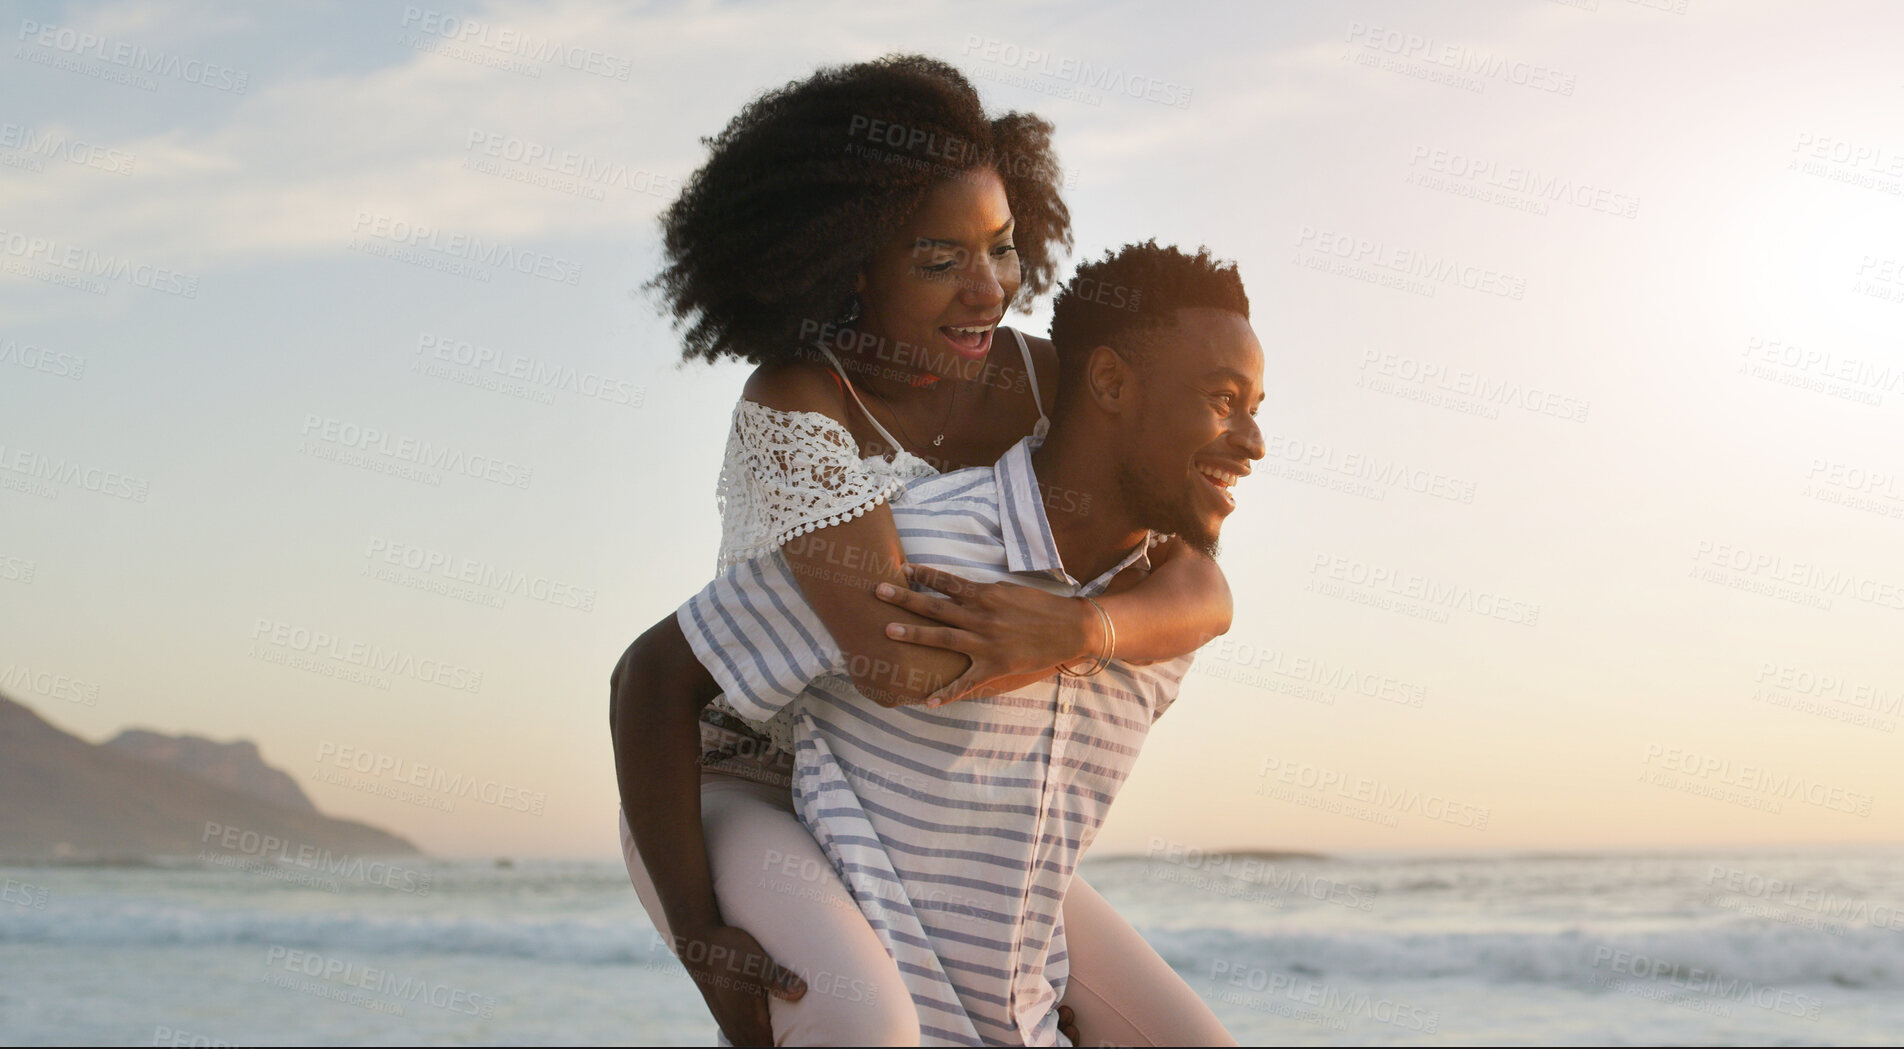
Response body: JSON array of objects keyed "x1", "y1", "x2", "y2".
[{"x1": 840, "y1": 294, "x2": 862, "y2": 325}]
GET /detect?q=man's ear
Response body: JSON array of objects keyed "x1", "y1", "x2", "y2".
[{"x1": 1085, "y1": 345, "x2": 1135, "y2": 413}]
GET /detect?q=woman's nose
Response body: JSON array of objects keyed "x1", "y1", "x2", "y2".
[{"x1": 959, "y1": 254, "x2": 1006, "y2": 307}]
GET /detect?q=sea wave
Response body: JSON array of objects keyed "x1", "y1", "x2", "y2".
[
  {"x1": 1144, "y1": 923, "x2": 1904, "y2": 989},
  {"x1": 6, "y1": 899, "x2": 1901, "y2": 990},
  {"x1": 0, "y1": 899, "x2": 670, "y2": 965}
]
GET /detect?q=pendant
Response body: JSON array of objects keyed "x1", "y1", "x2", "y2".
[{"x1": 932, "y1": 434, "x2": 945, "y2": 446}]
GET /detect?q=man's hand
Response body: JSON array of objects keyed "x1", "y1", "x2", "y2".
[
  {"x1": 673, "y1": 924, "x2": 806, "y2": 1047},
  {"x1": 875, "y1": 564, "x2": 1098, "y2": 706}
]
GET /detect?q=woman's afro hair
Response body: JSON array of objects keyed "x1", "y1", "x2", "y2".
[{"x1": 649, "y1": 53, "x2": 1072, "y2": 366}]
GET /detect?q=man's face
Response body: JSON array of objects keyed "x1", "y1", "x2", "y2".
[{"x1": 1113, "y1": 308, "x2": 1267, "y2": 557}]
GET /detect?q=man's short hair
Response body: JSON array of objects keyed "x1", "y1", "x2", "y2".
[{"x1": 1048, "y1": 241, "x2": 1249, "y2": 389}]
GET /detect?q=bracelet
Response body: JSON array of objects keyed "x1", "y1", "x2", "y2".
[{"x1": 1059, "y1": 594, "x2": 1115, "y2": 677}]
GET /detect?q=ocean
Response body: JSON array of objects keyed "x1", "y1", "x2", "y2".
[{"x1": 2, "y1": 847, "x2": 1900, "y2": 1045}]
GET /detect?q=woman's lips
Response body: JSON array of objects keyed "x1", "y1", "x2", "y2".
[{"x1": 938, "y1": 324, "x2": 995, "y2": 361}]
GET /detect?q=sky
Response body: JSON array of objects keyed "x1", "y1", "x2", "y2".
[{"x1": 2, "y1": 0, "x2": 1901, "y2": 860}]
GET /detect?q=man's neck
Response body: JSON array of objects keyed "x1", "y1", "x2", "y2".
[{"x1": 1029, "y1": 424, "x2": 1150, "y2": 585}]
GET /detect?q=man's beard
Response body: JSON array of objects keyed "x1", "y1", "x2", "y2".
[{"x1": 1116, "y1": 457, "x2": 1220, "y2": 559}]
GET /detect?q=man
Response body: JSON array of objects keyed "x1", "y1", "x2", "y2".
[{"x1": 623, "y1": 241, "x2": 1265, "y2": 1045}]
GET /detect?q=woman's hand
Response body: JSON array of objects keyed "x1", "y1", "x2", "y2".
[
  {"x1": 673, "y1": 923, "x2": 806, "y2": 1047},
  {"x1": 875, "y1": 564, "x2": 1102, "y2": 706}
]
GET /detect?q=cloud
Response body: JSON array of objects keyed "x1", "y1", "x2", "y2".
[{"x1": 2, "y1": 0, "x2": 943, "y2": 271}]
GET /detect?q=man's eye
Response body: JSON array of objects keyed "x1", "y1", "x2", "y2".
[{"x1": 1210, "y1": 392, "x2": 1235, "y2": 413}]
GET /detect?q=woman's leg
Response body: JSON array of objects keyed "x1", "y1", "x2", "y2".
[
  {"x1": 621, "y1": 776, "x2": 920, "y2": 1047},
  {"x1": 1058, "y1": 874, "x2": 1237, "y2": 1047}
]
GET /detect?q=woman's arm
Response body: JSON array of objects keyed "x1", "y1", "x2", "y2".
[
  {"x1": 876, "y1": 537, "x2": 1231, "y2": 702},
  {"x1": 740, "y1": 362, "x2": 977, "y2": 707},
  {"x1": 1094, "y1": 535, "x2": 1233, "y2": 663},
  {"x1": 746, "y1": 353, "x2": 1229, "y2": 706},
  {"x1": 609, "y1": 614, "x2": 805, "y2": 1044},
  {"x1": 868, "y1": 330, "x2": 1233, "y2": 697}
]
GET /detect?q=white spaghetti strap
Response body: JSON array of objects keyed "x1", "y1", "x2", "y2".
[
  {"x1": 812, "y1": 343, "x2": 910, "y2": 455},
  {"x1": 1009, "y1": 328, "x2": 1052, "y2": 439}
]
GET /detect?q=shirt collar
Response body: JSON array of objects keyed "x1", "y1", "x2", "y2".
[{"x1": 993, "y1": 435, "x2": 1156, "y2": 595}]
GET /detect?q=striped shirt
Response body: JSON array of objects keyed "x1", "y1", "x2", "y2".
[{"x1": 679, "y1": 436, "x2": 1194, "y2": 1046}]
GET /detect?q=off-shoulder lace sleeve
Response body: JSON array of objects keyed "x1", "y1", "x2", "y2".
[{"x1": 713, "y1": 400, "x2": 921, "y2": 571}]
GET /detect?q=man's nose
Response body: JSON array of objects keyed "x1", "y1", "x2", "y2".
[{"x1": 1231, "y1": 410, "x2": 1266, "y2": 461}]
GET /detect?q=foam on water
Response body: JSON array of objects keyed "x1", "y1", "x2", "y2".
[
  {"x1": 2, "y1": 849, "x2": 1899, "y2": 1044},
  {"x1": 1142, "y1": 922, "x2": 1904, "y2": 988}
]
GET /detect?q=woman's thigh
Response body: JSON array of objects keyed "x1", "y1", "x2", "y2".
[
  {"x1": 620, "y1": 775, "x2": 918, "y2": 1046},
  {"x1": 1059, "y1": 874, "x2": 1237, "y2": 1047}
]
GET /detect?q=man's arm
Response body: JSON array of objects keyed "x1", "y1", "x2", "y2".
[
  {"x1": 610, "y1": 614, "x2": 724, "y2": 943},
  {"x1": 609, "y1": 613, "x2": 805, "y2": 1045}
]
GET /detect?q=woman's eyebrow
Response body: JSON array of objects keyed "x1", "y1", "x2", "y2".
[{"x1": 914, "y1": 221, "x2": 1015, "y2": 249}]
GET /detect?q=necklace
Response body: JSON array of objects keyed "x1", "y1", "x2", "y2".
[
  {"x1": 929, "y1": 379, "x2": 958, "y2": 447},
  {"x1": 885, "y1": 377, "x2": 960, "y2": 454},
  {"x1": 919, "y1": 335, "x2": 998, "y2": 448},
  {"x1": 860, "y1": 334, "x2": 995, "y2": 456}
]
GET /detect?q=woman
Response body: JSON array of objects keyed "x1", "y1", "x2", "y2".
[{"x1": 614, "y1": 54, "x2": 1236, "y2": 1046}]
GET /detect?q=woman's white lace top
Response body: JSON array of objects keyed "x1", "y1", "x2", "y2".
[
  {"x1": 714, "y1": 402, "x2": 939, "y2": 572},
  {"x1": 705, "y1": 402, "x2": 939, "y2": 749}
]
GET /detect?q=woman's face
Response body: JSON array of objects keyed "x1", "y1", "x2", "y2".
[{"x1": 855, "y1": 167, "x2": 1021, "y2": 380}]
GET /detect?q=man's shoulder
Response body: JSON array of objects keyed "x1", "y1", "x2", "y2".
[{"x1": 896, "y1": 464, "x2": 1001, "y2": 517}]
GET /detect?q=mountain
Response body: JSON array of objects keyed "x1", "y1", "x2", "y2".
[
  {"x1": 0, "y1": 692, "x2": 418, "y2": 862},
  {"x1": 106, "y1": 729, "x2": 317, "y2": 813}
]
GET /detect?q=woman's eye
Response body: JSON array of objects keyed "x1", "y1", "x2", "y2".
[
  {"x1": 922, "y1": 259, "x2": 958, "y2": 274},
  {"x1": 992, "y1": 243, "x2": 1018, "y2": 256}
]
